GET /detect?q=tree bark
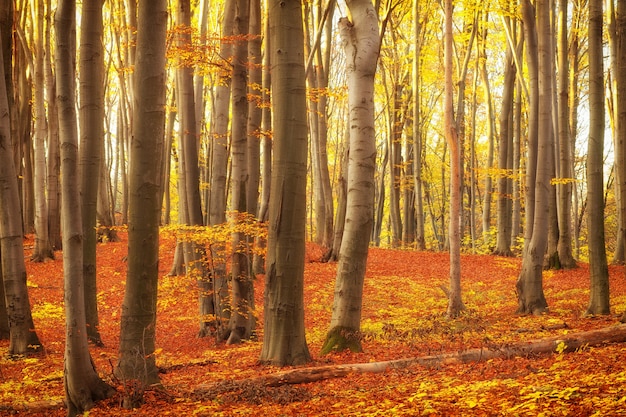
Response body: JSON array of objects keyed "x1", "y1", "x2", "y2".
[
  {"x1": 412, "y1": 0, "x2": 425, "y2": 250},
  {"x1": 322, "y1": 0, "x2": 379, "y2": 354},
  {"x1": 0, "y1": 31, "x2": 42, "y2": 356},
  {"x1": 516, "y1": 0, "x2": 550, "y2": 315},
  {"x1": 117, "y1": 0, "x2": 168, "y2": 394},
  {"x1": 555, "y1": 0, "x2": 576, "y2": 269},
  {"x1": 199, "y1": 324, "x2": 626, "y2": 391},
  {"x1": 79, "y1": 0, "x2": 105, "y2": 346},
  {"x1": 31, "y1": 0, "x2": 54, "y2": 263},
  {"x1": 586, "y1": 0, "x2": 610, "y2": 315},
  {"x1": 259, "y1": 0, "x2": 311, "y2": 366},
  {"x1": 227, "y1": 0, "x2": 254, "y2": 344},
  {"x1": 55, "y1": 1, "x2": 114, "y2": 414},
  {"x1": 444, "y1": 0, "x2": 464, "y2": 318},
  {"x1": 494, "y1": 35, "x2": 515, "y2": 256}
]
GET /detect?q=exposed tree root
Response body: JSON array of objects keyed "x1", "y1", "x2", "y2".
[{"x1": 194, "y1": 323, "x2": 626, "y2": 394}]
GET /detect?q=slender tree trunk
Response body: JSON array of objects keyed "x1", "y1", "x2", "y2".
[
  {"x1": 117, "y1": 0, "x2": 167, "y2": 395},
  {"x1": 413, "y1": 0, "x2": 425, "y2": 250},
  {"x1": 322, "y1": 0, "x2": 379, "y2": 354},
  {"x1": 31, "y1": 0, "x2": 54, "y2": 262},
  {"x1": 494, "y1": 37, "x2": 515, "y2": 256},
  {"x1": 208, "y1": 0, "x2": 236, "y2": 338},
  {"x1": 55, "y1": 1, "x2": 114, "y2": 414},
  {"x1": 79, "y1": 0, "x2": 105, "y2": 346},
  {"x1": 0, "y1": 0, "x2": 11, "y2": 339},
  {"x1": 259, "y1": 0, "x2": 311, "y2": 366},
  {"x1": 247, "y1": 0, "x2": 262, "y2": 218},
  {"x1": 0, "y1": 31, "x2": 42, "y2": 356},
  {"x1": 253, "y1": 14, "x2": 272, "y2": 274},
  {"x1": 586, "y1": 0, "x2": 610, "y2": 315},
  {"x1": 45, "y1": 0, "x2": 61, "y2": 251},
  {"x1": 556, "y1": 0, "x2": 576, "y2": 269},
  {"x1": 516, "y1": 0, "x2": 550, "y2": 315},
  {"x1": 227, "y1": 0, "x2": 254, "y2": 344},
  {"x1": 444, "y1": 0, "x2": 464, "y2": 318}
]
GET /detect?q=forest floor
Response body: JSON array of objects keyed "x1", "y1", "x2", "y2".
[{"x1": 2, "y1": 231, "x2": 626, "y2": 416}]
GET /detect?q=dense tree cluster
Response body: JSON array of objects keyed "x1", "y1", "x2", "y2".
[{"x1": 1, "y1": 0, "x2": 626, "y2": 414}]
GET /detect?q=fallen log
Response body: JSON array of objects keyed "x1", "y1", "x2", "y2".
[{"x1": 194, "y1": 323, "x2": 626, "y2": 395}]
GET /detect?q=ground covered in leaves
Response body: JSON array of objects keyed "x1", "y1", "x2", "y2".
[{"x1": 2, "y1": 231, "x2": 626, "y2": 416}]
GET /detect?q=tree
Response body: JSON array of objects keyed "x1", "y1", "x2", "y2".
[
  {"x1": 227, "y1": 0, "x2": 254, "y2": 344},
  {"x1": 555, "y1": 0, "x2": 576, "y2": 269},
  {"x1": 31, "y1": 0, "x2": 54, "y2": 262},
  {"x1": 305, "y1": 0, "x2": 335, "y2": 251},
  {"x1": 259, "y1": 0, "x2": 311, "y2": 367},
  {"x1": 79, "y1": 0, "x2": 105, "y2": 346},
  {"x1": 412, "y1": 0, "x2": 426, "y2": 250},
  {"x1": 516, "y1": 0, "x2": 550, "y2": 315},
  {"x1": 586, "y1": 0, "x2": 610, "y2": 315},
  {"x1": 117, "y1": 0, "x2": 168, "y2": 393},
  {"x1": 55, "y1": 0, "x2": 114, "y2": 414},
  {"x1": 207, "y1": 0, "x2": 236, "y2": 337},
  {"x1": 322, "y1": 0, "x2": 380, "y2": 354},
  {"x1": 0, "y1": 31, "x2": 42, "y2": 356},
  {"x1": 443, "y1": 0, "x2": 464, "y2": 318},
  {"x1": 494, "y1": 25, "x2": 516, "y2": 257},
  {"x1": 174, "y1": 0, "x2": 214, "y2": 339}
]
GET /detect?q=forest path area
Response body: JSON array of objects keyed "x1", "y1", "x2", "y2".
[{"x1": 2, "y1": 231, "x2": 626, "y2": 416}]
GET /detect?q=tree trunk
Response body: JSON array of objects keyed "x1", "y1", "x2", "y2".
[
  {"x1": 555, "y1": 0, "x2": 576, "y2": 269},
  {"x1": 610, "y1": 1, "x2": 626, "y2": 282},
  {"x1": 117, "y1": 0, "x2": 167, "y2": 395},
  {"x1": 55, "y1": 1, "x2": 114, "y2": 414},
  {"x1": 259, "y1": 0, "x2": 311, "y2": 366},
  {"x1": 200, "y1": 324, "x2": 626, "y2": 392},
  {"x1": 252, "y1": 14, "x2": 272, "y2": 274},
  {"x1": 175, "y1": 0, "x2": 214, "y2": 339},
  {"x1": 247, "y1": 0, "x2": 262, "y2": 219},
  {"x1": 0, "y1": 31, "x2": 42, "y2": 355},
  {"x1": 79, "y1": 0, "x2": 105, "y2": 346},
  {"x1": 227, "y1": 0, "x2": 254, "y2": 344},
  {"x1": 586, "y1": 0, "x2": 610, "y2": 316},
  {"x1": 444, "y1": 0, "x2": 464, "y2": 318},
  {"x1": 31, "y1": 0, "x2": 54, "y2": 262},
  {"x1": 516, "y1": 0, "x2": 550, "y2": 315},
  {"x1": 44, "y1": 0, "x2": 61, "y2": 251},
  {"x1": 0, "y1": 1, "x2": 10, "y2": 341},
  {"x1": 494, "y1": 37, "x2": 515, "y2": 256},
  {"x1": 413, "y1": 0, "x2": 425, "y2": 250},
  {"x1": 322, "y1": 0, "x2": 379, "y2": 354},
  {"x1": 207, "y1": 0, "x2": 236, "y2": 338}
]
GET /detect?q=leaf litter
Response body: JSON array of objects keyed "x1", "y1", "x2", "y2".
[{"x1": 1, "y1": 231, "x2": 625, "y2": 415}]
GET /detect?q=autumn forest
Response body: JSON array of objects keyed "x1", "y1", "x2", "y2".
[{"x1": 1, "y1": 0, "x2": 626, "y2": 415}]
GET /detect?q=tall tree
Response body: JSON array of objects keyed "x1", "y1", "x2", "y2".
[
  {"x1": 0, "y1": 0, "x2": 11, "y2": 341},
  {"x1": 322, "y1": 0, "x2": 379, "y2": 354},
  {"x1": 412, "y1": 0, "x2": 426, "y2": 250},
  {"x1": 494, "y1": 22, "x2": 516, "y2": 257},
  {"x1": 0, "y1": 31, "x2": 42, "y2": 356},
  {"x1": 55, "y1": 0, "x2": 114, "y2": 413},
  {"x1": 259, "y1": 0, "x2": 311, "y2": 366},
  {"x1": 227, "y1": 0, "x2": 254, "y2": 344},
  {"x1": 555, "y1": 0, "x2": 576, "y2": 268},
  {"x1": 175, "y1": 0, "x2": 213, "y2": 338},
  {"x1": 516, "y1": 0, "x2": 550, "y2": 315},
  {"x1": 31, "y1": 0, "x2": 54, "y2": 262},
  {"x1": 586, "y1": 0, "x2": 610, "y2": 315},
  {"x1": 79, "y1": 0, "x2": 105, "y2": 346},
  {"x1": 207, "y1": 0, "x2": 236, "y2": 338},
  {"x1": 117, "y1": 0, "x2": 168, "y2": 392},
  {"x1": 443, "y1": 0, "x2": 464, "y2": 317},
  {"x1": 45, "y1": 0, "x2": 61, "y2": 251}
]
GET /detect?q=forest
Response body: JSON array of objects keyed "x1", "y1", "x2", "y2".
[{"x1": 1, "y1": 0, "x2": 626, "y2": 415}]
